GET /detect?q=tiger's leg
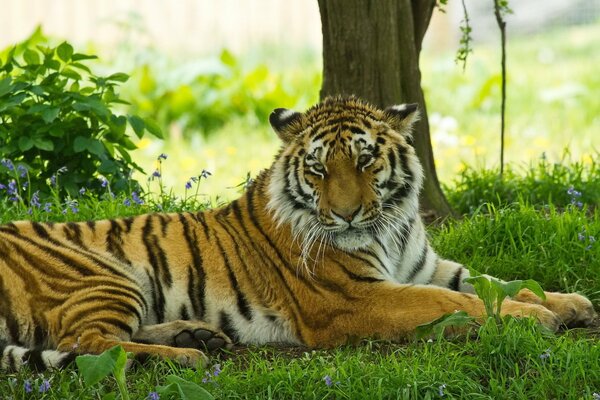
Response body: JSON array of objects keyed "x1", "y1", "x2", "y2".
[
  {"x1": 132, "y1": 320, "x2": 232, "y2": 352},
  {"x1": 430, "y1": 258, "x2": 597, "y2": 327},
  {"x1": 51, "y1": 297, "x2": 209, "y2": 368},
  {"x1": 302, "y1": 283, "x2": 561, "y2": 347}
]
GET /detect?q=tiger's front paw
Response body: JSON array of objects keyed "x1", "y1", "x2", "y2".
[
  {"x1": 543, "y1": 292, "x2": 597, "y2": 328},
  {"x1": 501, "y1": 301, "x2": 561, "y2": 332}
]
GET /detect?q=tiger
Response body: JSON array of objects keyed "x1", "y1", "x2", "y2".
[{"x1": 0, "y1": 96, "x2": 596, "y2": 371}]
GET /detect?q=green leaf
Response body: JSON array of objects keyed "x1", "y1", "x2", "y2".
[
  {"x1": 73, "y1": 136, "x2": 89, "y2": 153},
  {"x1": 18, "y1": 136, "x2": 34, "y2": 151},
  {"x1": 57, "y1": 42, "x2": 74, "y2": 62},
  {"x1": 76, "y1": 345, "x2": 126, "y2": 387},
  {"x1": 520, "y1": 279, "x2": 546, "y2": 301},
  {"x1": 33, "y1": 137, "x2": 54, "y2": 151},
  {"x1": 40, "y1": 106, "x2": 60, "y2": 123},
  {"x1": 416, "y1": 311, "x2": 475, "y2": 339},
  {"x1": 0, "y1": 76, "x2": 12, "y2": 97},
  {"x1": 128, "y1": 115, "x2": 145, "y2": 138},
  {"x1": 62, "y1": 68, "x2": 82, "y2": 81},
  {"x1": 69, "y1": 62, "x2": 91, "y2": 73},
  {"x1": 23, "y1": 48, "x2": 40, "y2": 65},
  {"x1": 143, "y1": 118, "x2": 164, "y2": 139},
  {"x1": 157, "y1": 375, "x2": 214, "y2": 400},
  {"x1": 106, "y1": 72, "x2": 129, "y2": 83},
  {"x1": 71, "y1": 53, "x2": 98, "y2": 61},
  {"x1": 86, "y1": 139, "x2": 106, "y2": 157}
]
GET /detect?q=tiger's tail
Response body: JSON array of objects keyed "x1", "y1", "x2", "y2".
[{"x1": 0, "y1": 341, "x2": 76, "y2": 371}]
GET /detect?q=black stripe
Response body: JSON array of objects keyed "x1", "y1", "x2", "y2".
[
  {"x1": 23, "y1": 349, "x2": 47, "y2": 371},
  {"x1": 332, "y1": 260, "x2": 384, "y2": 283},
  {"x1": 146, "y1": 271, "x2": 165, "y2": 323},
  {"x1": 213, "y1": 228, "x2": 253, "y2": 321},
  {"x1": 142, "y1": 215, "x2": 173, "y2": 288},
  {"x1": 106, "y1": 220, "x2": 130, "y2": 264},
  {"x1": 449, "y1": 267, "x2": 463, "y2": 291},
  {"x1": 406, "y1": 243, "x2": 429, "y2": 282},
  {"x1": 179, "y1": 213, "x2": 206, "y2": 319},
  {"x1": 180, "y1": 305, "x2": 190, "y2": 320},
  {"x1": 64, "y1": 222, "x2": 85, "y2": 248},
  {"x1": 7, "y1": 347, "x2": 16, "y2": 371},
  {"x1": 219, "y1": 311, "x2": 239, "y2": 342}
]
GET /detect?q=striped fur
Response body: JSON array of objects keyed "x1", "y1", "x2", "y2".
[{"x1": 0, "y1": 96, "x2": 595, "y2": 371}]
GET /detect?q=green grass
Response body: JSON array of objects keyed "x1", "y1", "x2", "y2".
[{"x1": 1, "y1": 161, "x2": 599, "y2": 399}]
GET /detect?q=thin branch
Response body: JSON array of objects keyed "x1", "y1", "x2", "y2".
[{"x1": 493, "y1": 0, "x2": 508, "y2": 177}]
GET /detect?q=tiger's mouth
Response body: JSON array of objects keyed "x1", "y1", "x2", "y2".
[{"x1": 331, "y1": 226, "x2": 374, "y2": 250}]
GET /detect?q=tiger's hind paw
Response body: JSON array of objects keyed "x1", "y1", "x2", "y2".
[{"x1": 174, "y1": 328, "x2": 232, "y2": 352}]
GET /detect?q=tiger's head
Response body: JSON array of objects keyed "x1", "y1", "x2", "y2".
[{"x1": 267, "y1": 96, "x2": 423, "y2": 253}]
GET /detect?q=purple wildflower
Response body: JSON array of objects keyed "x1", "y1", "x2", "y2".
[
  {"x1": 1, "y1": 158, "x2": 14, "y2": 171},
  {"x1": 213, "y1": 364, "x2": 221, "y2": 377},
  {"x1": 79, "y1": 187, "x2": 86, "y2": 195},
  {"x1": 200, "y1": 169, "x2": 212, "y2": 179},
  {"x1": 17, "y1": 164, "x2": 27, "y2": 178},
  {"x1": 56, "y1": 166, "x2": 68, "y2": 174},
  {"x1": 50, "y1": 174, "x2": 57, "y2": 186},
  {"x1": 158, "y1": 153, "x2": 168, "y2": 160},
  {"x1": 592, "y1": 392, "x2": 600, "y2": 400},
  {"x1": 438, "y1": 383, "x2": 447, "y2": 397},
  {"x1": 31, "y1": 191, "x2": 41, "y2": 207},
  {"x1": 578, "y1": 232, "x2": 586, "y2": 241},
  {"x1": 100, "y1": 178, "x2": 108, "y2": 188},
  {"x1": 123, "y1": 198, "x2": 132, "y2": 207},
  {"x1": 0, "y1": 182, "x2": 5, "y2": 190},
  {"x1": 147, "y1": 392, "x2": 160, "y2": 400},
  {"x1": 185, "y1": 181, "x2": 193, "y2": 190},
  {"x1": 43, "y1": 202, "x2": 52, "y2": 213},
  {"x1": 39, "y1": 379, "x2": 51, "y2": 393},
  {"x1": 7, "y1": 180, "x2": 19, "y2": 201},
  {"x1": 539, "y1": 348, "x2": 551, "y2": 360},
  {"x1": 24, "y1": 380, "x2": 32, "y2": 393},
  {"x1": 132, "y1": 191, "x2": 144, "y2": 205},
  {"x1": 152, "y1": 170, "x2": 161, "y2": 178},
  {"x1": 323, "y1": 375, "x2": 333, "y2": 387}
]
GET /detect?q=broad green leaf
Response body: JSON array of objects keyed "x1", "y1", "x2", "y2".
[
  {"x1": 69, "y1": 62, "x2": 91, "y2": 73},
  {"x1": 75, "y1": 345, "x2": 126, "y2": 387},
  {"x1": 0, "y1": 76, "x2": 12, "y2": 97},
  {"x1": 143, "y1": 118, "x2": 164, "y2": 139},
  {"x1": 18, "y1": 136, "x2": 34, "y2": 151},
  {"x1": 40, "y1": 106, "x2": 60, "y2": 123},
  {"x1": 33, "y1": 137, "x2": 54, "y2": 151},
  {"x1": 86, "y1": 139, "x2": 106, "y2": 157},
  {"x1": 157, "y1": 375, "x2": 214, "y2": 400},
  {"x1": 73, "y1": 136, "x2": 89, "y2": 152},
  {"x1": 62, "y1": 68, "x2": 82, "y2": 81},
  {"x1": 107, "y1": 72, "x2": 129, "y2": 82},
  {"x1": 128, "y1": 115, "x2": 145, "y2": 138},
  {"x1": 49, "y1": 127, "x2": 63, "y2": 137},
  {"x1": 57, "y1": 42, "x2": 74, "y2": 62},
  {"x1": 220, "y1": 49, "x2": 237, "y2": 68},
  {"x1": 520, "y1": 279, "x2": 546, "y2": 301},
  {"x1": 23, "y1": 48, "x2": 40, "y2": 65},
  {"x1": 416, "y1": 311, "x2": 474, "y2": 339}
]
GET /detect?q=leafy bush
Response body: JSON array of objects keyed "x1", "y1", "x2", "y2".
[
  {"x1": 0, "y1": 28, "x2": 162, "y2": 199},
  {"x1": 126, "y1": 49, "x2": 320, "y2": 138},
  {"x1": 445, "y1": 153, "x2": 600, "y2": 215}
]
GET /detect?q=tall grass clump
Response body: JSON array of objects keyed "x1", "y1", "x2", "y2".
[{"x1": 446, "y1": 153, "x2": 600, "y2": 215}]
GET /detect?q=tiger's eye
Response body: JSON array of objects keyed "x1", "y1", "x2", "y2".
[
  {"x1": 312, "y1": 163, "x2": 325, "y2": 174},
  {"x1": 357, "y1": 154, "x2": 372, "y2": 168}
]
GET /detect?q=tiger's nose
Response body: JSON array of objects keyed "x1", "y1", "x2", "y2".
[{"x1": 331, "y1": 205, "x2": 362, "y2": 223}]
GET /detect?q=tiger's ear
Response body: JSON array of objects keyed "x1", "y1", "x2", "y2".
[
  {"x1": 383, "y1": 103, "x2": 420, "y2": 139},
  {"x1": 269, "y1": 108, "x2": 302, "y2": 143}
]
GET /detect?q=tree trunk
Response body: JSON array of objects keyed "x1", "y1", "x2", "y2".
[{"x1": 318, "y1": 0, "x2": 453, "y2": 219}]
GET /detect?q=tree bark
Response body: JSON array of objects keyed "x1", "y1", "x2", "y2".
[{"x1": 318, "y1": 0, "x2": 453, "y2": 219}]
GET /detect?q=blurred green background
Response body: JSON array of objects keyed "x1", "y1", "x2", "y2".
[{"x1": 1, "y1": 1, "x2": 598, "y2": 201}]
